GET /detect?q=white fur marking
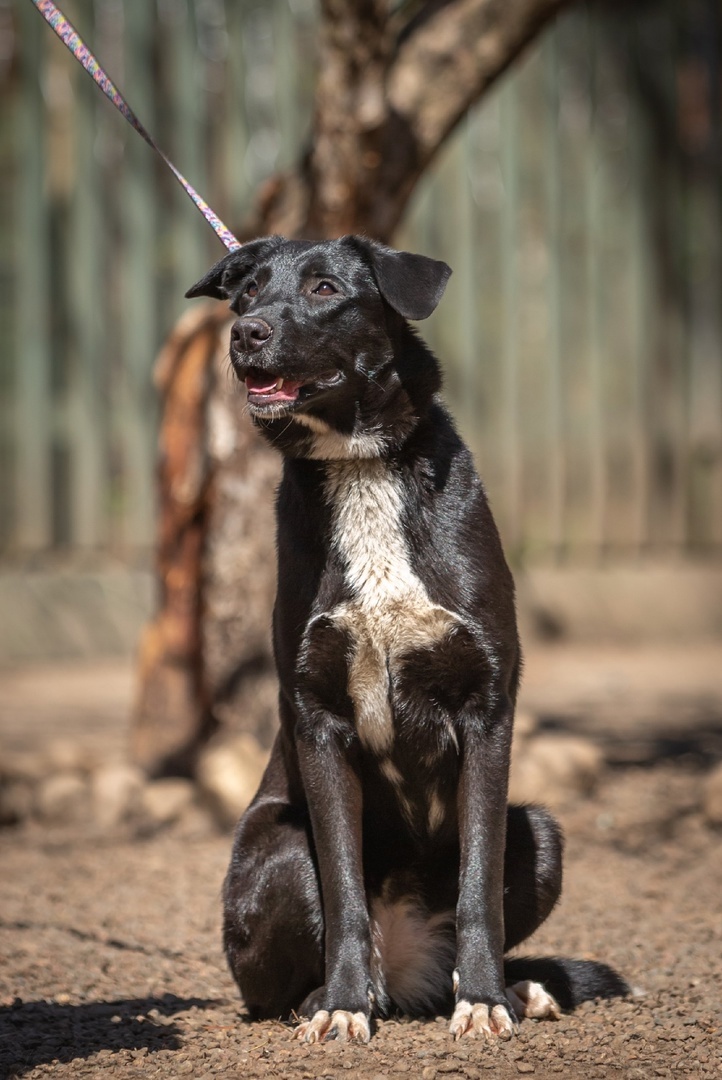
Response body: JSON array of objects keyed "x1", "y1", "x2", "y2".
[
  {"x1": 380, "y1": 758, "x2": 404, "y2": 787},
  {"x1": 294, "y1": 1009, "x2": 370, "y2": 1044},
  {"x1": 427, "y1": 789, "x2": 446, "y2": 833},
  {"x1": 324, "y1": 459, "x2": 460, "y2": 754},
  {"x1": 379, "y1": 758, "x2": 414, "y2": 822},
  {"x1": 449, "y1": 1000, "x2": 516, "y2": 1041},
  {"x1": 506, "y1": 980, "x2": 561, "y2": 1021},
  {"x1": 293, "y1": 412, "x2": 387, "y2": 460}
]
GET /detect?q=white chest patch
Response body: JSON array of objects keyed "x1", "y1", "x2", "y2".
[{"x1": 324, "y1": 459, "x2": 459, "y2": 754}]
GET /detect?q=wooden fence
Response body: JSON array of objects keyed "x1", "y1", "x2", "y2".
[{"x1": 2, "y1": 0, "x2": 722, "y2": 561}]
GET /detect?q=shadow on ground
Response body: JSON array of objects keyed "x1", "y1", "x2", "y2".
[
  {"x1": 538, "y1": 715, "x2": 722, "y2": 769},
  {"x1": 0, "y1": 993, "x2": 221, "y2": 1076}
]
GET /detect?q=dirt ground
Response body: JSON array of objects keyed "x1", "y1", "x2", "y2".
[{"x1": 1, "y1": 644, "x2": 721, "y2": 1080}]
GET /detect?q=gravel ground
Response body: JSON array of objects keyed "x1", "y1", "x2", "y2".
[{"x1": 1, "y1": 649, "x2": 722, "y2": 1080}]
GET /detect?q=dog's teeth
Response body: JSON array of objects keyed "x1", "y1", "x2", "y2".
[{"x1": 276, "y1": 378, "x2": 284, "y2": 390}]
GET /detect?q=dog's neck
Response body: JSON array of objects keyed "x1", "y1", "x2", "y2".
[
  {"x1": 253, "y1": 324, "x2": 442, "y2": 463},
  {"x1": 291, "y1": 413, "x2": 395, "y2": 461},
  {"x1": 253, "y1": 391, "x2": 423, "y2": 462}
]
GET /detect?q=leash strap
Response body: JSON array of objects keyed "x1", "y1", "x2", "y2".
[{"x1": 31, "y1": 0, "x2": 242, "y2": 253}]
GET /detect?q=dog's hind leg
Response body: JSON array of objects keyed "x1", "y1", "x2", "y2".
[
  {"x1": 502, "y1": 803, "x2": 564, "y2": 952},
  {"x1": 500, "y1": 804, "x2": 565, "y2": 1025},
  {"x1": 223, "y1": 751, "x2": 324, "y2": 1020},
  {"x1": 501, "y1": 807, "x2": 628, "y2": 1015}
]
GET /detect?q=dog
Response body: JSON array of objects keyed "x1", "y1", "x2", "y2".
[{"x1": 186, "y1": 236, "x2": 627, "y2": 1044}]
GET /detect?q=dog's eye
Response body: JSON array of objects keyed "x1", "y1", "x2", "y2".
[
  {"x1": 313, "y1": 281, "x2": 337, "y2": 297},
  {"x1": 246, "y1": 281, "x2": 259, "y2": 298}
]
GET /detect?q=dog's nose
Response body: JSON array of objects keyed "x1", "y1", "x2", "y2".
[{"x1": 231, "y1": 317, "x2": 273, "y2": 352}]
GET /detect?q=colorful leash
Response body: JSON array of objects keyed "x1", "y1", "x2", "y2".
[{"x1": 31, "y1": 0, "x2": 242, "y2": 253}]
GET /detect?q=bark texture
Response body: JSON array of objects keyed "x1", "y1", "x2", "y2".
[
  {"x1": 131, "y1": 307, "x2": 281, "y2": 777},
  {"x1": 132, "y1": 0, "x2": 575, "y2": 776}
]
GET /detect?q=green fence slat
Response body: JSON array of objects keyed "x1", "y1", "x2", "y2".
[
  {"x1": 223, "y1": 0, "x2": 252, "y2": 226},
  {"x1": 66, "y1": 0, "x2": 106, "y2": 549},
  {"x1": 118, "y1": 0, "x2": 158, "y2": 548},
  {"x1": 544, "y1": 26, "x2": 565, "y2": 558},
  {"x1": 626, "y1": 15, "x2": 651, "y2": 555},
  {"x1": 499, "y1": 75, "x2": 522, "y2": 553},
  {"x1": 585, "y1": 8, "x2": 606, "y2": 557},
  {"x1": 457, "y1": 118, "x2": 480, "y2": 443},
  {"x1": 14, "y1": 1, "x2": 52, "y2": 550},
  {"x1": 177, "y1": 0, "x2": 212, "y2": 294}
]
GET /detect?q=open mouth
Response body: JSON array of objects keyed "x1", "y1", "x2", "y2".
[
  {"x1": 244, "y1": 369, "x2": 341, "y2": 411},
  {"x1": 245, "y1": 373, "x2": 305, "y2": 406}
]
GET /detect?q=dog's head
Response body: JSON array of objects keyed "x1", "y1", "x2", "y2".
[{"x1": 185, "y1": 236, "x2": 451, "y2": 457}]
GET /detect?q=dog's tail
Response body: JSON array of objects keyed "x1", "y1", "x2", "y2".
[{"x1": 503, "y1": 956, "x2": 630, "y2": 1011}]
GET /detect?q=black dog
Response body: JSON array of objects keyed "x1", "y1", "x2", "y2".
[{"x1": 186, "y1": 236, "x2": 627, "y2": 1043}]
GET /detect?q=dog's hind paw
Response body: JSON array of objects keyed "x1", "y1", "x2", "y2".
[
  {"x1": 294, "y1": 1009, "x2": 371, "y2": 1044},
  {"x1": 449, "y1": 1000, "x2": 516, "y2": 1041},
  {"x1": 506, "y1": 980, "x2": 561, "y2": 1021}
]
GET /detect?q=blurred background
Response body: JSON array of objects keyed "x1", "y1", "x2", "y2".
[
  {"x1": 3, "y1": 0, "x2": 722, "y2": 564},
  {"x1": 0, "y1": 0, "x2": 721, "y2": 831}
]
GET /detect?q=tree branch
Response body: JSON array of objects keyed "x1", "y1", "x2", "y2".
[
  {"x1": 247, "y1": 0, "x2": 577, "y2": 241},
  {"x1": 390, "y1": 0, "x2": 574, "y2": 156}
]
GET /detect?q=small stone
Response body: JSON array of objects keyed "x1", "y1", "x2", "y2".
[
  {"x1": 702, "y1": 762, "x2": 722, "y2": 827},
  {"x1": 0, "y1": 749, "x2": 48, "y2": 783},
  {"x1": 91, "y1": 762, "x2": 145, "y2": 828},
  {"x1": 44, "y1": 738, "x2": 95, "y2": 774},
  {"x1": 196, "y1": 735, "x2": 269, "y2": 828},
  {"x1": 510, "y1": 710, "x2": 538, "y2": 777},
  {"x1": 422, "y1": 1067, "x2": 437, "y2": 1080},
  {"x1": 139, "y1": 777, "x2": 196, "y2": 826},
  {"x1": 516, "y1": 1065, "x2": 535, "y2": 1075},
  {"x1": 509, "y1": 734, "x2": 604, "y2": 807},
  {"x1": 0, "y1": 779, "x2": 34, "y2": 825},
  {"x1": 34, "y1": 772, "x2": 89, "y2": 824}
]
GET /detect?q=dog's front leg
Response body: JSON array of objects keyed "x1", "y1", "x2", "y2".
[
  {"x1": 451, "y1": 699, "x2": 517, "y2": 1041},
  {"x1": 294, "y1": 719, "x2": 373, "y2": 1044}
]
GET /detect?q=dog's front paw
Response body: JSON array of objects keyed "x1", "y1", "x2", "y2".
[
  {"x1": 294, "y1": 1009, "x2": 371, "y2": 1044},
  {"x1": 449, "y1": 999, "x2": 517, "y2": 1041},
  {"x1": 506, "y1": 980, "x2": 561, "y2": 1021}
]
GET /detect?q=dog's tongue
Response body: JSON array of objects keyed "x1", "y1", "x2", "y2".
[{"x1": 245, "y1": 374, "x2": 304, "y2": 402}]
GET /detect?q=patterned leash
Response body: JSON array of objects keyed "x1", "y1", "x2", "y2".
[{"x1": 30, "y1": 0, "x2": 243, "y2": 253}]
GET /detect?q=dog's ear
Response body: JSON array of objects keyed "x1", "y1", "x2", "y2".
[
  {"x1": 185, "y1": 238, "x2": 280, "y2": 300},
  {"x1": 185, "y1": 253, "x2": 236, "y2": 300},
  {"x1": 356, "y1": 239, "x2": 452, "y2": 320}
]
